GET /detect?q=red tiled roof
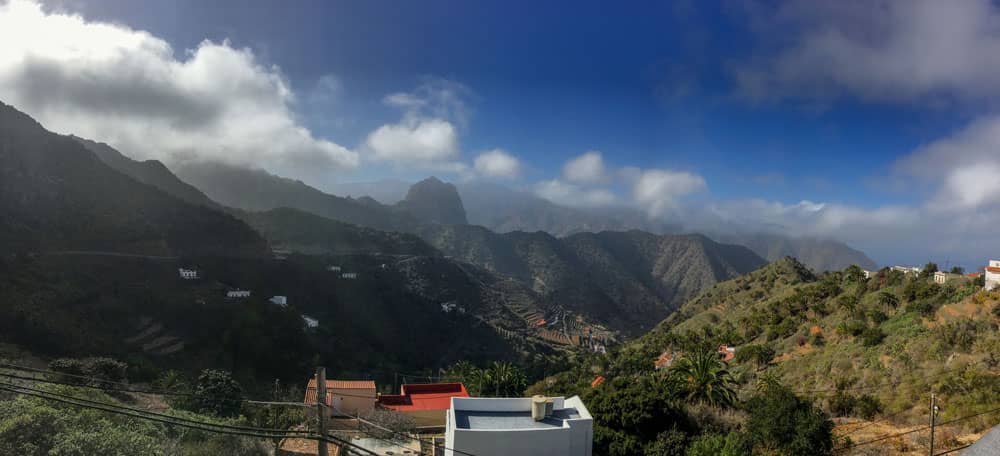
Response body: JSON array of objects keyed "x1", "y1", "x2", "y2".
[
  {"x1": 968, "y1": 272, "x2": 983, "y2": 278},
  {"x1": 590, "y1": 376, "x2": 606, "y2": 388},
  {"x1": 536, "y1": 319, "x2": 547, "y2": 326},
  {"x1": 654, "y1": 351, "x2": 674, "y2": 368},
  {"x1": 304, "y1": 378, "x2": 376, "y2": 405},
  {"x1": 987, "y1": 267, "x2": 1000, "y2": 273},
  {"x1": 378, "y1": 383, "x2": 468, "y2": 412}
]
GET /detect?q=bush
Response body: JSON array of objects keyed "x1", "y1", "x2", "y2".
[
  {"x1": 859, "y1": 327, "x2": 886, "y2": 347},
  {"x1": 192, "y1": 369, "x2": 243, "y2": 417},
  {"x1": 856, "y1": 394, "x2": 883, "y2": 420},
  {"x1": 685, "y1": 432, "x2": 749, "y2": 456},
  {"x1": 744, "y1": 383, "x2": 834, "y2": 455},
  {"x1": 828, "y1": 392, "x2": 856, "y2": 417},
  {"x1": 867, "y1": 309, "x2": 888, "y2": 325},
  {"x1": 837, "y1": 320, "x2": 867, "y2": 337}
]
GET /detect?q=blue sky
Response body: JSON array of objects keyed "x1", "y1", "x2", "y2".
[{"x1": 3, "y1": 0, "x2": 1000, "y2": 266}]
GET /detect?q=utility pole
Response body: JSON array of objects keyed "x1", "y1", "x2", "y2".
[
  {"x1": 928, "y1": 393, "x2": 937, "y2": 456},
  {"x1": 316, "y1": 367, "x2": 329, "y2": 456}
]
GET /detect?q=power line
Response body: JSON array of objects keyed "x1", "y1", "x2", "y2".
[
  {"x1": 345, "y1": 412, "x2": 478, "y2": 456},
  {"x1": 837, "y1": 407, "x2": 914, "y2": 437},
  {"x1": 0, "y1": 370, "x2": 195, "y2": 397},
  {"x1": 0, "y1": 383, "x2": 380, "y2": 456},
  {"x1": 0, "y1": 363, "x2": 194, "y2": 396},
  {"x1": 834, "y1": 406, "x2": 1000, "y2": 452}
]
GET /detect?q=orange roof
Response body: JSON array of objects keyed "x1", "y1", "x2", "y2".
[
  {"x1": 304, "y1": 378, "x2": 376, "y2": 405},
  {"x1": 536, "y1": 319, "x2": 546, "y2": 326},
  {"x1": 590, "y1": 376, "x2": 606, "y2": 388},
  {"x1": 987, "y1": 267, "x2": 1000, "y2": 273},
  {"x1": 379, "y1": 383, "x2": 468, "y2": 412},
  {"x1": 654, "y1": 351, "x2": 674, "y2": 368},
  {"x1": 968, "y1": 272, "x2": 982, "y2": 278}
]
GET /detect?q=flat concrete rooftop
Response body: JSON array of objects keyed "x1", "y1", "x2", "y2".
[{"x1": 453, "y1": 408, "x2": 581, "y2": 430}]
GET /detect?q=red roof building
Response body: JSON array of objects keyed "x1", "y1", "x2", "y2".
[
  {"x1": 378, "y1": 383, "x2": 469, "y2": 427},
  {"x1": 590, "y1": 376, "x2": 606, "y2": 388},
  {"x1": 718, "y1": 345, "x2": 736, "y2": 362},
  {"x1": 304, "y1": 378, "x2": 376, "y2": 417}
]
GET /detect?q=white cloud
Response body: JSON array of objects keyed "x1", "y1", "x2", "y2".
[
  {"x1": 534, "y1": 179, "x2": 617, "y2": 208},
  {"x1": 0, "y1": 0, "x2": 359, "y2": 175},
  {"x1": 365, "y1": 118, "x2": 458, "y2": 163},
  {"x1": 474, "y1": 149, "x2": 521, "y2": 178},
  {"x1": 896, "y1": 115, "x2": 1000, "y2": 210},
  {"x1": 562, "y1": 150, "x2": 607, "y2": 183},
  {"x1": 735, "y1": 0, "x2": 1000, "y2": 103},
  {"x1": 364, "y1": 78, "x2": 471, "y2": 168},
  {"x1": 630, "y1": 169, "x2": 706, "y2": 216}
]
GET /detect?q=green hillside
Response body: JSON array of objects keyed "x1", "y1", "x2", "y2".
[{"x1": 539, "y1": 258, "x2": 1000, "y2": 455}]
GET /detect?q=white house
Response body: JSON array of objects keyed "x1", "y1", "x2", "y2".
[
  {"x1": 891, "y1": 266, "x2": 921, "y2": 275},
  {"x1": 327, "y1": 265, "x2": 342, "y2": 272},
  {"x1": 441, "y1": 301, "x2": 458, "y2": 313},
  {"x1": 445, "y1": 396, "x2": 592, "y2": 456},
  {"x1": 933, "y1": 271, "x2": 963, "y2": 284},
  {"x1": 862, "y1": 270, "x2": 876, "y2": 280},
  {"x1": 178, "y1": 268, "x2": 199, "y2": 280},
  {"x1": 269, "y1": 296, "x2": 288, "y2": 306},
  {"x1": 226, "y1": 289, "x2": 251, "y2": 299},
  {"x1": 301, "y1": 315, "x2": 319, "y2": 328},
  {"x1": 341, "y1": 272, "x2": 358, "y2": 280},
  {"x1": 985, "y1": 260, "x2": 1000, "y2": 291}
]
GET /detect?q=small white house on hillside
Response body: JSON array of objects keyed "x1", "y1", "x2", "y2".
[
  {"x1": 178, "y1": 268, "x2": 199, "y2": 280},
  {"x1": 301, "y1": 315, "x2": 319, "y2": 328},
  {"x1": 226, "y1": 289, "x2": 251, "y2": 299},
  {"x1": 269, "y1": 296, "x2": 288, "y2": 306},
  {"x1": 327, "y1": 265, "x2": 342, "y2": 272},
  {"x1": 986, "y1": 260, "x2": 1000, "y2": 291},
  {"x1": 341, "y1": 272, "x2": 358, "y2": 280}
]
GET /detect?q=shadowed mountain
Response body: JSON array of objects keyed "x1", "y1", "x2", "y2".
[
  {"x1": 0, "y1": 101, "x2": 268, "y2": 257},
  {"x1": 173, "y1": 161, "x2": 419, "y2": 232},
  {"x1": 418, "y1": 224, "x2": 766, "y2": 334},
  {"x1": 72, "y1": 136, "x2": 218, "y2": 209},
  {"x1": 394, "y1": 176, "x2": 468, "y2": 225}
]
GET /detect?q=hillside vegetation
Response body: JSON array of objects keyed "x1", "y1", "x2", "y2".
[{"x1": 540, "y1": 258, "x2": 1000, "y2": 455}]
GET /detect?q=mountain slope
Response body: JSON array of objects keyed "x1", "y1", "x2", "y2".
[
  {"x1": 714, "y1": 232, "x2": 878, "y2": 272},
  {"x1": 72, "y1": 136, "x2": 218, "y2": 209},
  {"x1": 173, "y1": 161, "x2": 417, "y2": 232},
  {"x1": 419, "y1": 224, "x2": 766, "y2": 333},
  {"x1": 0, "y1": 101, "x2": 268, "y2": 257},
  {"x1": 237, "y1": 207, "x2": 439, "y2": 256}
]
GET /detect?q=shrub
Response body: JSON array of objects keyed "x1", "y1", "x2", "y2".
[
  {"x1": 855, "y1": 394, "x2": 883, "y2": 420},
  {"x1": 744, "y1": 383, "x2": 834, "y2": 455},
  {"x1": 867, "y1": 309, "x2": 888, "y2": 325},
  {"x1": 192, "y1": 369, "x2": 243, "y2": 417},
  {"x1": 685, "y1": 432, "x2": 749, "y2": 456},
  {"x1": 859, "y1": 328, "x2": 886, "y2": 347},
  {"x1": 837, "y1": 320, "x2": 867, "y2": 337},
  {"x1": 828, "y1": 392, "x2": 856, "y2": 417}
]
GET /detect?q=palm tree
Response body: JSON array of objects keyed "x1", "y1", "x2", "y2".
[
  {"x1": 480, "y1": 362, "x2": 527, "y2": 397},
  {"x1": 669, "y1": 351, "x2": 737, "y2": 407}
]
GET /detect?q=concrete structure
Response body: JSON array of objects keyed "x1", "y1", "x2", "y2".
[
  {"x1": 327, "y1": 265, "x2": 342, "y2": 272},
  {"x1": 341, "y1": 272, "x2": 359, "y2": 280},
  {"x1": 862, "y1": 269, "x2": 876, "y2": 279},
  {"x1": 269, "y1": 295, "x2": 288, "y2": 306},
  {"x1": 301, "y1": 315, "x2": 319, "y2": 328},
  {"x1": 891, "y1": 266, "x2": 922, "y2": 275},
  {"x1": 986, "y1": 260, "x2": 1000, "y2": 291},
  {"x1": 305, "y1": 378, "x2": 376, "y2": 417},
  {"x1": 226, "y1": 289, "x2": 251, "y2": 299},
  {"x1": 344, "y1": 437, "x2": 421, "y2": 456},
  {"x1": 444, "y1": 396, "x2": 592, "y2": 456},
  {"x1": 379, "y1": 383, "x2": 470, "y2": 428},
  {"x1": 178, "y1": 268, "x2": 199, "y2": 280},
  {"x1": 441, "y1": 301, "x2": 458, "y2": 313}
]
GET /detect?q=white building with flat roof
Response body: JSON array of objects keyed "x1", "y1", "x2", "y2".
[
  {"x1": 178, "y1": 268, "x2": 199, "y2": 280},
  {"x1": 444, "y1": 396, "x2": 592, "y2": 456},
  {"x1": 986, "y1": 260, "x2": 1000, "y2": 291}
]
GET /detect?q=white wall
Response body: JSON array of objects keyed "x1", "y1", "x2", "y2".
[{"x1": 444, "y1": 396, "x2": 591, "y2": 456}]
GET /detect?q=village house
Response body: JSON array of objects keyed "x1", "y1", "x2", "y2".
[
  {"x1": 378, "y1": 383, "x2": 470, "y2": 428},
  {"x1": 654, "y1": 351, "x2": 675, "y2": 369},
  {"x1": 341, "y1": 272, "x2": 358, "y2": 280},
  {"x1": 445, "y1": 395, "x2": 593, "y2": 456},
  {"x1": 301, "y1": 315, "x2": 319, "y2": 328},
  {"x1": 891, "y1": 265, "x2": 922, "y2": 275},
  {"x1": 269, "y1": 296, "x2": 288, "y2": 306},
  {"x1": 986, "y1": 260, "x2": 1000, "y2": 291},
  {"x1": 327, "y1": 265, "x2": 342, "y2": 272},
  {"x1": 226, "y1": 289, "x2": 251, "y2": 299},
  {"x1": 718, "y1": 345, "x2": 736, "y2": 362},
  {"x1": 590, "y1": 376, "x2": 605, "y2": 388},
  {"x1": 862, "y1": 270, "x2": 876, "y2": 279},
  {"x1": 305, "y1": 378, "x2": 376, "y2": 417},
  {"x1": 178, "y1": 268, "x2": 199, "y2": 280},
  {"x1": 933, "y1": 271, "x2": 963, "y2": 284},
  {"x1": 440, "y1": 301, "x2": 458, "y2": 313}
]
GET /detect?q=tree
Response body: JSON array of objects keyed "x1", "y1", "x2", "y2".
[
  {"x1": 950, "y1": 266, "x2": 965, "y2": 275},
  {"x1": 685, "y1": 432, "x2": 749, "y2": 456},
  {"x1": 733, "y1": 344, "x2": 774, "y2": 370},
  {"x1": 877, "y1": 291, "x2": 899, "y2": 310},
  {"x1": 193, "y1": 369, "x2": 243, "y2": 417},
  {"x1": 669, "y1": 351, "x2": 737, "y2": 407},
  {"x1": 479, "y1": 362, "x2": 527, "y2": 398},
  {"x1": 844, "y1": 265, "x2": 865, "y2": 283},
  {"x1": 744, "y1": 383, "x2": 834, "y2": 456},
  {"x1": 919, "y1": 262, "x2": 939, "y2": 279}
]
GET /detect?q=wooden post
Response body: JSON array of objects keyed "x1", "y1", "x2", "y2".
[
  {"x1": 928, "y1": 393, "x2": 936, "y2": 456},
  {"x1": 316, "y1": 367, "x2": 329, "y2": 456}
]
